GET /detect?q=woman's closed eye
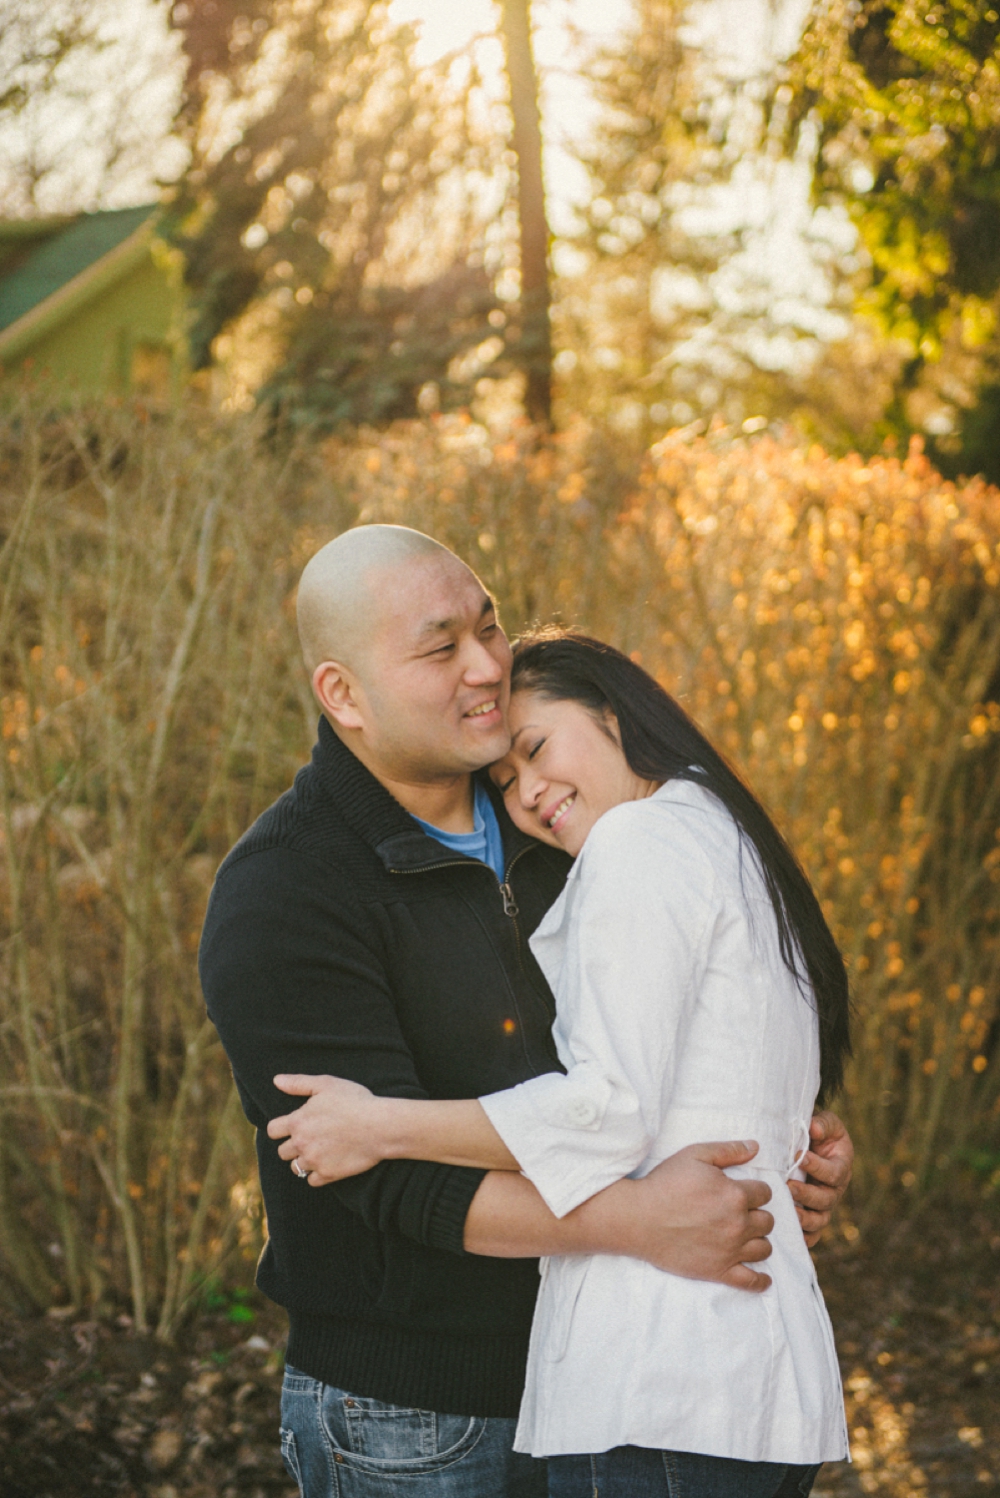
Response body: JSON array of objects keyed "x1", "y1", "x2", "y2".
[{"x1": 527, "y1": 738, "x2": 545, "y2": 760}]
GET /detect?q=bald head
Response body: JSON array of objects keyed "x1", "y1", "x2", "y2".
[
  {"x1": 299, "y1": 525, "x2": 512, "y2": 792},
  {"x1": 297, "y1": 525, "x2": 470, "y2": 675}
]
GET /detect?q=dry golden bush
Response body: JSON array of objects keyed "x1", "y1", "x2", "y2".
[
  {"x1": 0, "y1": 399, "x2": 328, "y2": 1331},
  {"x1": 1, "y1": 396, "x2": 998, "y2": 1327}
]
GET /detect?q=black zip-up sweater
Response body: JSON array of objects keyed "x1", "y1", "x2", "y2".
[{"x1": 199, "y1": 717, "x2": 572, "y2": 1417}]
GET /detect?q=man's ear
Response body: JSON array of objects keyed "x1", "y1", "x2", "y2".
[{"x1": 313, "y1": 660, "x2": 365, "y2": 731}]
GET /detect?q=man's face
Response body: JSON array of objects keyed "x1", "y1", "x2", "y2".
[{"x1": 353, "y1": 555, "x2": 513, "y2": 781}]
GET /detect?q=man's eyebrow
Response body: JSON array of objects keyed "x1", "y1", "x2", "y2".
[{"x1": 413, "y1": 595, "x2": 496, "y2": 642}]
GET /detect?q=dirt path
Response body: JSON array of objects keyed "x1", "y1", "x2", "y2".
[{"x1": 2, "y1": 1206, "x2": 998, "y2": 1497}]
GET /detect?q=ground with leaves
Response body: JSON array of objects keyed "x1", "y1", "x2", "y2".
[
  {"x1": 1, "y1": 1207, "x2": 998, "y2": 1498},
  {"x1": 812, "y1": 1207, "x2": 1000, "y2": 1497}
]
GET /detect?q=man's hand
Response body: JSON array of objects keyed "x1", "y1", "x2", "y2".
[
  {"x1": 788, "y1": 1110, "x2": 854, "y2": 1247},
  {"x1": 623, "y1": 1141, "x2": 775, "y2": 1291},
  {"x1": 268, "y1": 1074, "x2": 382, "y2": 1185},
  {"x1": 465, "y1": 1139, "x2": 775, "y2": 1293}
]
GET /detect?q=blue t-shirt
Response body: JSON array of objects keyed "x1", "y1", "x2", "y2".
[{"x1": 413, "y1": 780, "x2": 506, "y2": 881}]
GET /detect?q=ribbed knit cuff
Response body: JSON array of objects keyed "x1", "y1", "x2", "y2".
[{"x1": 422, "y1": 1165, "x2": 489, "y2": 1255}]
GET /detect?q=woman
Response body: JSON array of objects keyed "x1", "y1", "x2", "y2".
[{"x1": 272, "y1": 630, "x2": 851, "y2": 1498}]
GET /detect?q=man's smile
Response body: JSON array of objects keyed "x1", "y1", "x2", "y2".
[{"x1": 465, "y1": 698, "x2": 501, "y2": 722}]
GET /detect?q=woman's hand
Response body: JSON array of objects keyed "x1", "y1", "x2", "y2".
[
  {"x1": 788, "y1": 1110, "x2": 854, "y2": 1246},
  {"x1": 267, "y1": 1074, "x2": 386, "y2": 1186},
  {"x1": 267, "y1": 1078, "x2": 519, "y2": 1183}
]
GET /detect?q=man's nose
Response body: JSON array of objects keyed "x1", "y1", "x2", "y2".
[{"x1": 462, "y1": 636, "x2": 504, "y2": 683}]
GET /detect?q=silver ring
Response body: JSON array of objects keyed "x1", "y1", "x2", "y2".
[{"x1": 292, "y1": 1160, "x2": 309, "y2": 1179}]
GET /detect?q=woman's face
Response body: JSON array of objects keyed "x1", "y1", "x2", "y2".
[{"x1": 490, "y1": 689, "x2": 656, "y2": 856}]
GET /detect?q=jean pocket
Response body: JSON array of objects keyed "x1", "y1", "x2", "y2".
[
  {"x1": 322, "y1": 1395, "x2": 485, "y2": 1475},
  {"x1": 280, "y1": 1426, "x2": 304, "y2": 1493}
]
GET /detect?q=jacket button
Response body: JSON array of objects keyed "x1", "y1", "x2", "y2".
[
  {"x1": 335, "y1": 1452, "x2": 344, "y2": 1462},
  {"x1": 564, "y1": 1098, "x2": 599, "y2": 1127},
  {"x1": 344, "y1": 1399, "x2": 355, "y2": 1408}
]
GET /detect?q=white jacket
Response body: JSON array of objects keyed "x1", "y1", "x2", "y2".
[{"x1": 481, "y1": 780, "x2": 849, "y2": 1463}]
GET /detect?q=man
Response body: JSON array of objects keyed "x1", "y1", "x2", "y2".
[{"x1": 200, "y1": 525, "x2": 852, "y2": 1498}]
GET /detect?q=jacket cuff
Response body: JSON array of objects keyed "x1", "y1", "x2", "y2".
[
  {"x1": 481, "y1": 1070, "x2": 646, "y2": 1219},
  {"x1": 423, "y1": 1164, "x2": 490, "y2": 1255}
]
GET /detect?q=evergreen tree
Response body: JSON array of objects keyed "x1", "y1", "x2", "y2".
[
  {"x1": 563, "y1": 0, "x2": 846, "y2": 434},
  {"x1": 563, "y1": 0, "x2": 699, "y2": 425}
]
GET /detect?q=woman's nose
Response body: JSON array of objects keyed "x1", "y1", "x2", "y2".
[{"x1": 519, "y1": 768, "x2": 545, "y2": 809}]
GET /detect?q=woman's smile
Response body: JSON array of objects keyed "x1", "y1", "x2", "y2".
[
  {"x1": 490, "y1": 691, "x2": 658, "y2": 856},
  {"x1": 543, "y1": 792, "x2": 577, "y2": 832}
]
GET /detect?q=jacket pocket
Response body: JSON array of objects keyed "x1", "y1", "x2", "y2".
[{"x1": 539, "y1": 1254, "x2": 592, "y2": 1363}]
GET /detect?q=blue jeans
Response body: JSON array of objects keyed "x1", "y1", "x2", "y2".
[
  {"x1": 280, "y1": 1365, "x2": 548, "y2": 1497},
  {"x1": 547, "y1": 1447, "x2": 821, "y2": 1498}
]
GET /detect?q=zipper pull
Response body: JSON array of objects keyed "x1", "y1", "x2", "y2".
[{"x1": 499, "y1": 881, "x2": 519, "y2": 918}]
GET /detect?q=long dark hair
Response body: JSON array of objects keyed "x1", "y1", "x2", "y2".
[{"x1": 511, "y1": 629, "x2": 851, "y2": 1101}]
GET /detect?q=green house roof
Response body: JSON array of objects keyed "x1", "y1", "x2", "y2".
[{"x1": 0, "y1": 205, "x2": 157, "y2": 335}]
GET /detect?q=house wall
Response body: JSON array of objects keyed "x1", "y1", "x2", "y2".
[{"x1": 16, "y1": 252, "x2": 186, "y2": 398}]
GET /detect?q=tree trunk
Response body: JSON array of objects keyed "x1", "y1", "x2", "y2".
[{"x1": 499, "y1": 0, "x2": 552, "y2": 427}]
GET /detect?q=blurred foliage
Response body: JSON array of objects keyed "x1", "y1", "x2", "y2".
[
  {"x1": 165, "y1": 0, "x2": 515, "y2": 425},
  {"x1": 13, "y1": 0, "x2": 1000, "y2": 465},
  {"x1": 257, "y1": 263, "x2": 503, "y2": 430},
  {"x1": 2, "y1": 394, "x2": 1000, "y2": 1323},
  {"x1": 785, "y1": 0, "x2": 1000, "y2": 479},
  {"x1": 556, "y1": 0, "x2": 702, "y2": 430},
  {"x1": 556, "y1": 0, "x2": 862, "y2": 444},
  {"x1": 954, "y1": 374, "x2": 1000, "y2": 478}
]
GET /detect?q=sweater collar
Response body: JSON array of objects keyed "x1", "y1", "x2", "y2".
[{"x1": 311, "y1": 716, "x2": 537, "y2": 875}]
